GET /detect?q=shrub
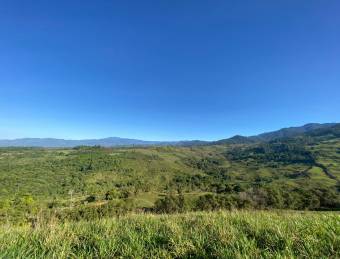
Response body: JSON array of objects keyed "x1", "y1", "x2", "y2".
[
  {"x1": 154, "y1": 194, "x2": 185, "y2": 213},
  {"x1": 85, "y1": 195, "x2": 96, "y2": 203}
]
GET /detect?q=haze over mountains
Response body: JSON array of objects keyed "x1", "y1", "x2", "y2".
[
  {"x1": 0, "y1": 137, "x2": 208, "y2": 148},
  {"x1": 0, "y1": 123, "x2": 338, "y2": 148}
]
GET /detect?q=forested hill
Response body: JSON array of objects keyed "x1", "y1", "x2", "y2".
[
  {"x1": 254, "y1": 123, "x2": 338, "y2": 141},
  {"x1": 211, "y1": 123, "x2": 339, "y2": 145}
]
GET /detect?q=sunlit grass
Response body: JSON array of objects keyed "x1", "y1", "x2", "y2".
[{"x1": 1, "y1": 210, "x2": 339, "y2": 258}]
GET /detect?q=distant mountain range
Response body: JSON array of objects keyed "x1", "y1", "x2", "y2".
[
  {"x1": 0, "y1": 123, "x2": 338, "y2": 148},
  {"x1": 0, "y1": 137, "x2": 208, "y2": 148}
]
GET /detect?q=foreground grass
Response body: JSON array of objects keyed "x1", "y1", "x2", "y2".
[{"x1": 0, "y1": 210, "x2": 339, "y2": 258}]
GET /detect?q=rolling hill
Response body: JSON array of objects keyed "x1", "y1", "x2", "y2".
[{"x1": 0, "y1": 122, "x2": 339, "y2": 225}]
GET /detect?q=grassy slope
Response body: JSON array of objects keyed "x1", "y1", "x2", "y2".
[{"x1": 1, "y1": 210, "x2": 339, "y2": 258}]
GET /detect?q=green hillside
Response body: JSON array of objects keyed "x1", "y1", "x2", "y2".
[
  {"x1": 0, "y1": 125, "x2": 339, "y2": 223},
  {"x1": 0, "y1": 124, "x2": 340, "y2": 257}
]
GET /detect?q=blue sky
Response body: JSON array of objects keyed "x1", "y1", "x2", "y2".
[{"x1": 0, "y1": 0, "x2": 339, "y2": 140}]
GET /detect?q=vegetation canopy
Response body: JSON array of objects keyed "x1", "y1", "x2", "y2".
[{"x1": 0, "y1": 124, "x2": 339, "y2": 257}]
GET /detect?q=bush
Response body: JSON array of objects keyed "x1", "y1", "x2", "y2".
[
  {"x1": 104, "y1": 189, "x2": 120, "y2": 200},
  {"x1": 154, "y1": 194, "x2": 185, "y2": 213},
  {"x1": 105, "y1": 189, "x2": 131, "y2": 200},
  {"x1": 195, "y1": 194, "x2": 237, "y2": 211},
  {"x1": 85, "y1": 195, "x2": 96, "y2": 203}
]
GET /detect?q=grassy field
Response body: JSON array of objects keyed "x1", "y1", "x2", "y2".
[{"x1": 0, "y1": 210, "x2": 339, "y2": 258}]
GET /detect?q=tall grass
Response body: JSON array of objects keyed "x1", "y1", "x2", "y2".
[{"x1": 0, "y1": 210, "x2": 339, "y2": 258}]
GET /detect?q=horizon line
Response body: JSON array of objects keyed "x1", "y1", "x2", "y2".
[{"x1": 0, "y1": 121, "x2": 338, "y2": 142}]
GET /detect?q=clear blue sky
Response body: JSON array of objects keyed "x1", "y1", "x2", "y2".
[{"x1": 0, "y1": 1, "x2": 339, "y2": 141}]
